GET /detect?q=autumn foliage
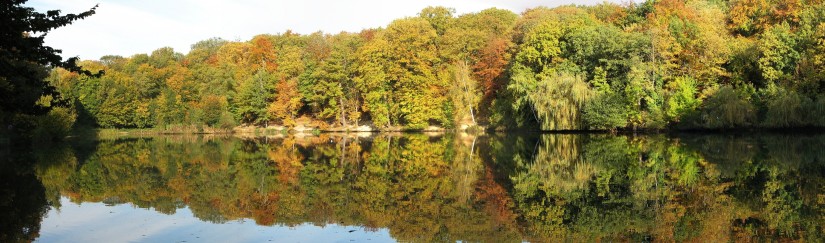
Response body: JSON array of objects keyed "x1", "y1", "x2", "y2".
[{"x1": 47, "y1": 1, "x2": 825, "y2": 131}]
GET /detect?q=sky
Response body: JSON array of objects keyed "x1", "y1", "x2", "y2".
[
  {"x1": 38, "y1": 197, "x2": 395, "y2": 242},
  {"x1": 26, "y1": 0, "x2": 629, "y2": 61}
]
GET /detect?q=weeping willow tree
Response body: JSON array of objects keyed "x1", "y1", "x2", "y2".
[
  {"x1": 529, "y1": 73, "x2": 594, "y2": 130},
  {"x1": 762, "y1": 85, "x2": 808, "y2": 128},
  {"x1": 699, "y1": 85, "x2": 756, "y2": 129}
]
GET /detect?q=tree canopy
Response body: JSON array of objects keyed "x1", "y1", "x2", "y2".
[{"x1": 44, "y1": 1, "x2": 825, "y2": 131}]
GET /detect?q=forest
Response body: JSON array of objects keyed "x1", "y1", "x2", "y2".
[{"x1": 44, "y1": 0, "x2": 825, "y2": 131}]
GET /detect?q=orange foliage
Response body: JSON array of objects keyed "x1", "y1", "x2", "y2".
[
  {"x1": 267, "y1": 138, "x2": 304, "y2": 184},
  {"x1": 268, "y1": 78, "x2": 302, "y2": 126},
  {"x1": 473, "y1": 38, "x2": 511, "y2": 103},
  {"x1": 728, "y1": 0, "x2": 803, "y2": 35},
  {"x1": 474, "y1": 167, "x2": 517, "y2": 225},
  {"x1": 249, "y1": 35, "x2": 278, "y2": 72}
]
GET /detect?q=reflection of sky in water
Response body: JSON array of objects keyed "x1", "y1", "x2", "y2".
[{"x1": 37, "y1": 197, "x2": 395, "y2": 243}]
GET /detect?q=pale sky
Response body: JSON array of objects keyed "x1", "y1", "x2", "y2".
[{"x1": 26, "y1": 0, "x2": 629, "y2": 61}]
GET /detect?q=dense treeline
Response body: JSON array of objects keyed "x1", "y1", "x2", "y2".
[
  {"x1": 48, "y1": 1, "x2": 825, "y2": 130},
  {"x1": 24, "y1": 134, "x2": 825, "y2": 241}
]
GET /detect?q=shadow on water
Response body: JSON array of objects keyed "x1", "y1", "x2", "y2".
[
  {"x1": 0, "y1": 145, "x2": 49, "y2": 243},
  {"x1": 1, "y1": 132, "x2": 823, "y2": 242}
]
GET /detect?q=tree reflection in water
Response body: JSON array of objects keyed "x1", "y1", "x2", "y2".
[
  {"x1": 7, "y1": 133, "x2": 824, "y2": 242},
  {"x1": 1, "y1": 146, "x2": 49, "y2": 243}
]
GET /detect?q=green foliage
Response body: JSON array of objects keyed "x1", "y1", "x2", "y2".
[
  {"x1": 236, "y1": 71, "x2": 273, "y2": 124},
  {"x1": 305, "y1": 33, "x2": 363, "y2": 126},
  {"x1": 758, "y1": 23, "x2": 800, "y2": 83},
  {"x1": 583, "y1": 92, "x2": 628, "y2": 130},
  {"x1": 217, "y1": 111, "x2": 237, "y2": 129},
  {"x1": 622, "y1": 60, "x2": 662, "y2": 129},
  {"x1": 804, "y1": 95, "x2": 825, "y2": 127},
  {"x1": 153, "y1": 89, "x2": 184, "y2": 127},
  {"x1": 353, "y1": 34, "x2": 392, "y2": 128},
  {"x1": 32, "y1": 106, "x2": 76, "y2": 141},
  {"x1": 697, "y1": 85, "x2": 756, "y2": 129},
  {"x1": 529, "y1": 73, "x2": 594, "y2": 130},
  {"x1": 201, "y1": 95, "x2": 229, "y2": 127},
  {"x1": 664, "y1": 76, "x2": 700, "y2": 123},
  {"x1": 727, "y1": 37, "x2": 763, "y2": 87},
  {"x1": 449, "y1": 61, "x2": 481, "y2": 125},
  {"x1": 383, "y1": 18, "x2": 446, "y2": 129},
  {"x1": 565, "y1": 25, "x2": 650, "y2": 82},
  {"x1": 418, "y1": 6, "x2": 455, "y2": 35},
  {"x1": 514, "y1": 20, "x2": 564, "y2": 76},
  {"x1": 762, "y1": 85, "x2": 807, "y2": 128},
  {"x1": 96, "y1": 79, "x2": 140, "y2": 128}
]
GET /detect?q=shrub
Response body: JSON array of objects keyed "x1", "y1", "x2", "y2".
[
  {"x1": 202, "y1": 95, "x2": 228, "y2": 127},
  {"x1": 33, "y1": 107, "x2": 77, "y2": 141},
  {"x1": 804, "y1": 95, "x2": 825, "y2": 127},
  {"x1": 217, "y1": 111, "x2": 237, "y2": 129},
  {"x1": 762, "y1": 87, "x2": 807, "y2": 128},
  {"x1": 699, "y1": 85, "x2": 756, "y2": 129},
  {"x1": 664, "y1": 76, "x2": 700, "y2": 123},
  {"x1": 583, "y1": 93, "x2": 627, "y2": 130}
]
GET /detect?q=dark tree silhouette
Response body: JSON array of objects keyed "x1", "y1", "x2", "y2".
[{"x1": 0, "y1": 0, "x2": 99, "y2": 130}]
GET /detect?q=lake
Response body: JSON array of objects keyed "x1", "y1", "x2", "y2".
[{"x1": 1, "y1": 133, "x2": 823, "y2": 242}]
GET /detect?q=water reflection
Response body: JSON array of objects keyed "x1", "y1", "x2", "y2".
[
  {"x1": 0, "y1": 146, "x2": 49, "y2": 243},
  {"x1": 4, "y1": 133, "x2": 824, "y2": 242}
]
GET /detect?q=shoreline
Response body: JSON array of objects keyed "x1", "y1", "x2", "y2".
[{"x1": 78, "y1": 125, "x2": 825, "y2": 138}]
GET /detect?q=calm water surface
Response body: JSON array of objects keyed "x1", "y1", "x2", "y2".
[{"x1": 1, "y1": 133, "x2": 823, "y2": 242}]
